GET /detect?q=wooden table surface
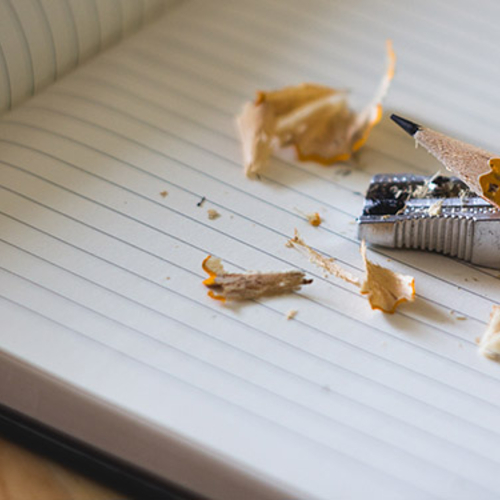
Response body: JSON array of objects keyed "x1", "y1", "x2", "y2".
[{"x1": 0, "y1": 436, "x2": 127, "y2": 500}]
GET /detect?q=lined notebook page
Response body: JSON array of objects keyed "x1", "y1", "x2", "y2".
[
  {"x1": 2, "y1": 0, "x2": 500, "y2": 498},
  {"x1": 0, "y1": 0, "x2": 170, "y2": 114}
]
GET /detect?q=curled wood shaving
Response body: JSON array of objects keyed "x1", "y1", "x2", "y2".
[
  {"x1": 236, "y1": 41, "x2": 395, "y2": 176},
  {"x1": 286, "y1": 229, "x2": 360, "y2": 286},
  {"x1": 286, "y1": 230, "x2": 414, "y2": 314},
  {"x1": 360, "y1": 241, "x2": 415, "y2": 314},
  {"x1": 478, "y1": 305, "x2": 500, "y2": 361},
  {"x1": 202, "y1": 255, "x2": 312, "y2": 302}
]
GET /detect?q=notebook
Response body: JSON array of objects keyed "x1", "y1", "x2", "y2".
[{"x1": 2, "y1": 0, "x2": 500, "y2": 498}]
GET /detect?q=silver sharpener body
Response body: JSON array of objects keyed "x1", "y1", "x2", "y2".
[{"x1": 357, "y1": 174, "x2": 500, "y2": 269}]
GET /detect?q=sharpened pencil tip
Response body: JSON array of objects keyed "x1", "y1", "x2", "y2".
[{"x1": 390, "y1": 114, "x2": 421, "y2": 136}]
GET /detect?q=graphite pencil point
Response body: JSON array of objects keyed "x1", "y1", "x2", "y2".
[{"x1": 390, "y1": 114, "x2": 421, "y2": 136}]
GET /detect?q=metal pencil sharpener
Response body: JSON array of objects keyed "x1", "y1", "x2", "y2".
[{"x1": 357, "y1": 174, "x2": 500, "y2": 269}]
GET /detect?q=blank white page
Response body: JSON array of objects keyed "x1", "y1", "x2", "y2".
[{"x1": 2, "y1": 1, "x2": 500, "y2": 499}]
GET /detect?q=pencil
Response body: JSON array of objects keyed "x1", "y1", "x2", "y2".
[{"x1": 390, "y1": 114, "x2": 500, "y2": 209}]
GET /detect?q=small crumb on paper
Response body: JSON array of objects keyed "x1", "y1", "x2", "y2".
[
  {"x1": 286, "y1": 309, "x2": 298, "y2": 320},
  {"x1": 202, "y1": 255, "x2": 312, "y2": 302},
  {"x1": 197, "y1": 196, "x2": 206, "y2": 207},
  {"x1": 236, "y1": 41, "x2": 396, "y2": 176},
  {"x1": 207, "y1": 209, "x2": 220, "y2": 220},
  {"x1": 450, "y1": 310, "x2": 467, "y2": 321},
  {"x1": 360, "y1": 241, "x2": 415, "y2": 314},
  {"x1": 428, "y1": 199, "x2": 444, "y2": 217},
  {"x1": 160, "y1": 190, "x2": 168, "y2": 198},
  {"x1": 306, "y1": 212, "x2": 322, "y2": 227},
  {"x1": 479, "y1": 305, "x2": 500, "y2": 360}
]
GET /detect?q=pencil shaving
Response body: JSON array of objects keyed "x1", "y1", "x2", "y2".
[
  {"x1": 236, "y1": 41, "x2": 395, "y2": 176},
  {"x1": 306, "y1": 212, "x2": 322, "y2": 227},
  {"x1": 287, "y1": 229, "x2": 360, "y2": 286},
  {"x1": 202, "y1": 255, "x2": 312, "y2": 302},
  {"x1": 478, "y1": 305, "x2": 500, "y2": 360},
  {"x1": 207, "y1": 209, "x2": 220, "y2": 220},
  {"x1": 287, "y1": 231, "x2": 414, "y2": 313},
  {"x1": 479, "y1": 158, "x2": 500, "y2": 208},
  {"x1": 360, "y1": 241, "x2": 415, "y2": 314}
]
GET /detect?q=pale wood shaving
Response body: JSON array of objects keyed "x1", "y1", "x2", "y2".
[
  {"x1": 286, "y1": 309, "x2": 298, "y2": 320},
  {"x1": 236, "y1": 41, "x2": 395, "y2": 176},
  {"x1": 479, "y1": 305, "x2": 500, "y2": 360},
  {"x1": 202, "y1": 256, "x2": 312, "y2": 301},
  {"x1": 360, "y1": 241, "x2": 415, "y2": 313},
  {"x1": 286, "y1": 229, "x2": 360, "y2": 286}
]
